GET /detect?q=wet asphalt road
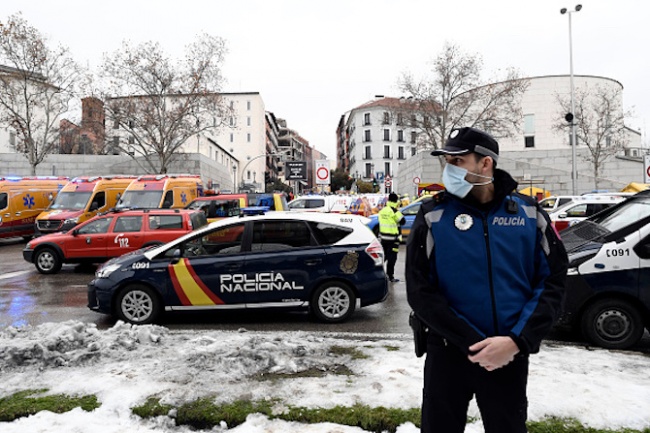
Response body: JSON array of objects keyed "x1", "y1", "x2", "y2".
[
  {"x1": 1, "y1": 236, "x2": 648, "y2": 353},
  {"x1": 0, "y1": 236, "x2": 412, "y2": 334}
]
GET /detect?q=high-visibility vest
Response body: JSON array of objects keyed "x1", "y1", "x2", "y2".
[{"x1": 378, "y1": 202, "x2": 403, "y2": 240}]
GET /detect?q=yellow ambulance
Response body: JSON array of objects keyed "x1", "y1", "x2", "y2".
[
  {"x1": 35, "y1": 175, "x2": 137, "y2": 235},
  {"x1": 115, "y1": 174, "x2": 204, "y2": 210},
  {"x1": 0, "y1": 176, "x2": 68, "y2": 240}
]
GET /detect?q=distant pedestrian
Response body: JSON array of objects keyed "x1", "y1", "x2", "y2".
[{"x1": 378, "y1": 192, "x2": 405, "y2": 282}]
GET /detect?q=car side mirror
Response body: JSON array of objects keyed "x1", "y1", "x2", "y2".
[
  {"x1": 558, "y1": 212, "x2": 568, "y2": 219},
  {"x1": 169, "y1": 248, "x2": 181, "y2": 264},
  {"x1": 71, "y1": 229, "x2": 79, "y2": 236},
  {"x1": 90, "y1": 202, "x2": 99, "y2": 212}
]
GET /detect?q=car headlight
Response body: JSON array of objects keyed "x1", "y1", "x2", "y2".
[
  {"x1": 64, "y1": 217, "x2": 79, "y2": 225},
  {"x1": 26, "y1": 242, "x2": 33, "y2": 249},
  {"x1": 95, "y1": 263, "x2": 122, "y2": 279}
]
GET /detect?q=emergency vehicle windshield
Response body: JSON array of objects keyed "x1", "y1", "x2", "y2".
[
  {"x1": 49, "y1": 192, "x2": 92, "y2": 210},
  {"x1": 117, "y1": 191, "x2": 164, "y2": 209}
]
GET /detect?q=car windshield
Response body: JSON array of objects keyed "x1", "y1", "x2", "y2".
[
  {"x1": 117, "y1": 191, "x2": 163, "y2": 209},
  {"x1": 591, "y1": 196, "x2": 650, "y2": 232},
  {"x1": 49, "y1": 191, "x2": 92, "y2": 210}
]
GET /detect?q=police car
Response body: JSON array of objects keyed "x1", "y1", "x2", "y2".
[
  {"x1": 557, "y1": 190, "x2": 650, "y2": 349},
  {"x1": 87, "y1": 212, "x2": 388, "y2": 325}
]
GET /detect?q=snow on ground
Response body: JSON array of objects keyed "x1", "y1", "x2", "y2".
[{"x1": 0, "y1": 320, "x2": 649, "y2": 432}]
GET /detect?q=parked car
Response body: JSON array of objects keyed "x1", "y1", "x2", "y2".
[
  {"x1": 24, "y1": 208, "x2": 207, "y2": 274},
  {"x1": 549, "y1": 195, "x2": 625, "y2": 232},
  {"x1": 87, "y1": 212, "x2": 388, "y2": 325},
  {"x1": 287, "y1": 195, "x2": 354, "y2": 213},
  {"x1": 557, "y1": 190, "x2": 650, "y2": 349},
  {"x1": 538, "y1": 195, "x2": 580, "y2": 213},
  {"x1": 366, "y1": 195, "x2": 435, "y2": 241}
]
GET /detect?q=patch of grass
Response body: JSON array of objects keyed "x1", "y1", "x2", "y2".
[
  {"x1": 280, "y1": 403, "x2": 420, "y2": 433},
  {"x1": 175, "y1": 397, "x2": 274, "y2": 430},
  {"x1": 131, "y1": 397, "x2": 650, "y2": 433},
  {"x1": 328, "y1": 345, "x2": 369, "y2": 360},
  {"x1": 383, "y1": 345, "x2": 400, "y2": 351},
  {"x1": 528, "y1": 417, "x2": 650, "y2": 433},
  {"x1": 0, "y1": 389, "x2": 100, "y2": 422},
  {"x1": 132, "y1": 397, "x2": 173, "y2": 418}
]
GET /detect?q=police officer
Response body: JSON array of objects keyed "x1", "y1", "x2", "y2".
[
  {"x1": 378, "y1": 192, "x2": 405, "y2": 282},
  {"x1": 406, "y1": 127, "x2": 568, "y2": 433}
]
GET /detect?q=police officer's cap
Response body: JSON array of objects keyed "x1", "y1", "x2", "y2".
[{"x1": 430, "y1": 127, "x2": 499, "y2": 162}]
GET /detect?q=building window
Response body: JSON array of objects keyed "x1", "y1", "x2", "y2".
[
  {"x1": 385, "y1": 163, "x2": 391, "y2": 177},
  {"x1": 363, "y1": 113, "x2": 371, "y2": 126},
  {"x1": 113, "y1": 119, "x2": 119, "y2": 129},
  {"x1": 410, "y1": 114, "x2": 417, "y2": 127},
  {"x1": 230, "y1": 101, "x2": 234, "y2": 109},
  {"x1": 364, "y1": 130, "x2": 371, "y2": 142},
  {"x1": 128, "y1": 136, "x2": 135, "y2": 145},
  {"x1": 128, "y1": 119, "x2": 135, "y2": 128},
  {"x1": 365, "y1": 163, "x2": 372, "y2": 178},
  {"x1": 525, "y1": 136, "x2": 535, "y2": 148},
  {"x1": 383, "y1": 145, "x2": 391, "y2": 158},
  {"x1": 247, "y1": 116, "x2": 251, "y2": 126},
  {"x1": 229, "y1": 117, "x2": 235, "y2": 127},
  {"x1": 247, "y1": 100, "x2": 251, "y2": 110},
  {"x1": 524, "y1": 114, "x2": 535, "y2": 135},
  {"x1": 397, "y1": 113, "x2": 403, "y2": 125},
  {"x1": 364, "y1": 146, "x2": 371, "y2": 159},
  {"x1": 397, "y1": 130, "x2": 404, "y2": 142},
  {"x1": 383, "y1": 129, "x2": 391, "y2": 141},
  {"x1": 398, "y1": 146, "x2": 405, "y2": 159},
  {"x1": 9, "y1": 132, "x2": 15, "y2": 146},
  {"x1": 410, "y1": 131, "x2": 417, "y2": 144},
  {"x1": 382, "y1": 112, "x2": 390, "y2": 125},
  {"x1": 247, "y1": 133, "x2": 251, "y2": 142},
  {"x1": 411, "y1": 147, "x2": 417, "y2": 156},
  {"x1": 230, "y1": 133, "x2": 234, "y2": 143}
]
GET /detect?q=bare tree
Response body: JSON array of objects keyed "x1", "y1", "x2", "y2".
[
  {"x1": 397, "y1": 42, "x2": 528, "y2": 166},
  {"x1": 99, "y1": 34, "x2": 230, "y2": 174},
  {"x1": 554, "y1": 84, "x2": 631, "y2": 189},
  {"x1": 0, "y1": 13, "x2": 81, "y2": 174}
]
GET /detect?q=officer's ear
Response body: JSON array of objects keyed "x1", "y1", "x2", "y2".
[{"x1": 480, "y1": 155, "x2": 494, "y2": 173}]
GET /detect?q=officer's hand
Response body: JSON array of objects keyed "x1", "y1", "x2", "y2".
[{"x1": 467, "y1": 337, "x2": 520, "y2": 371}]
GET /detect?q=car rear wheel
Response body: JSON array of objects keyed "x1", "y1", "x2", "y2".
[
  {"x1": 35, "y1": 247, "x2": 62, "y2": 274},
  {"x1": 580, "y1": 298, "x2": 644, "y2": 350},
  {"x1": 311, "y1": 282, "x2": 356, "y2": 323},
  {"x1": 116, "y1": 284, "x2": 161, "y2": 325}
]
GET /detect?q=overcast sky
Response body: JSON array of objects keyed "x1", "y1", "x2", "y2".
[{"x1": 2, "y1": 0, "x2": 648, "y2": 160}]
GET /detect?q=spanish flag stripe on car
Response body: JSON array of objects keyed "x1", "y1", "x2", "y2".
[{"x1": 168, "y1": 259, "x2": 224, "y2": 305}]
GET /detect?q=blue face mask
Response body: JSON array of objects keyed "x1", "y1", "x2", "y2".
[{"x1": 442, "y1": 163, "x2": 493, "y2": 198}]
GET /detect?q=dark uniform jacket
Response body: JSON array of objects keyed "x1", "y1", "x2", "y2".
[{"x1": 405, "y1": 169, "x2": 568, "y2": 355}]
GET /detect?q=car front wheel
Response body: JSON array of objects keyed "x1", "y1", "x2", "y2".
[
  {"x1": 311, "y1": 282, "x2": 356, "y2": 323},
  {"x1": 581, "y1": 298, "x2": 645, "y2": 350},
  {"x1": 35, "y1": 247, "x2": 62, "y2": 274},
  {"x1": 116, "y1": 284, "x2": 161, "y2": 325}
]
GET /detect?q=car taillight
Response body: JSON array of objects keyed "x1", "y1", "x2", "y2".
[{"x1": 365, "y1": 238, "x2": 384, "y2": 266}]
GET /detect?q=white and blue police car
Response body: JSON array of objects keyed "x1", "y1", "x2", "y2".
[
  {"x1": 558, "y1": 190, "x2": 650, "y2": 349},
  {"x1": 88, "y1": 212, "x2": 388, "y2": 325}
]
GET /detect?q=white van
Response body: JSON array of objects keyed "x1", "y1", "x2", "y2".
[{"x1": 288, "y1": 195, "x2": 354, "y2": 213}]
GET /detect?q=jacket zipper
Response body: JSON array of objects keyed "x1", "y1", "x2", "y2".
[{"x1": 482, "y1": 215, "x2": 499, "y2": 335}]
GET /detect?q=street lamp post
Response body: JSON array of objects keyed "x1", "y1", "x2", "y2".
[{"x1": 561, "y1": 4, "x2": 582, "y2": 195}]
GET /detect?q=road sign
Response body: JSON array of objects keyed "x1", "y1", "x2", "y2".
[
  {"x1": 315, "y1": 160, "x2": 330, "y2": 185},
  {"x1": 385, "y1": 180, "x2": 392, "y2": 188},
  {"x1": 645, "y1": 155, "x2": 650, "y2": 183},
  {"x1": 285, "y1": 161, "x2": 307, "y2": 180},
  {"x1": 413, "y1": 176, "x2": 420, "y2": 184}
]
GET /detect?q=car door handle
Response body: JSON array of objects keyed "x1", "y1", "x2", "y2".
[{"x1": 304, "y1": 259, "x2": 322, "y2": 266}]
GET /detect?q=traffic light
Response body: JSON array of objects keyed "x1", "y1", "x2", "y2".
[
  {"x1": 565, "y1": 113, "x2": 574, "y2": 123},
  {"x1": 264, "y1": 172, "x2": 271, "y2": 184}
]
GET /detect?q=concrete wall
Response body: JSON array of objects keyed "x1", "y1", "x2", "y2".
[
  {"x1": 394, "y1": 147, "x2": 645, "y2": 197},
  {"x1": 0, "y1": 153, "x2": 236, "y2": 191}
]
